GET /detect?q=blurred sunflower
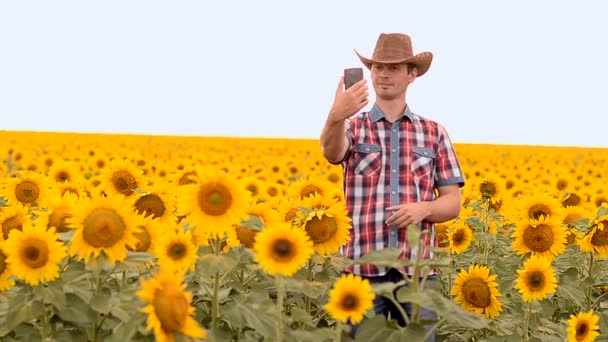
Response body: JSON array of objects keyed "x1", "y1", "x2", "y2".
[
  {"x1": 0, "y1": 171, "x2": 51, "y2": 208},
  {"x1": 512, "y1": 192, "x2": 565, "y2": 222},
  {"x1": 176, "y1": 167, "x2": 251, "y2": 239},
  {"x1": 3, "y1": 222, "x2": 67, "y2": 286},
  {"x1": 101, "y1": 158, "x2": 145, "y2": 197},
  {"x1": 566, "y1": 309, "x2": 600, "y2": 342},
  {"x1": 580, "y1": 214, "x2": 608, "y2": 259},
  {"x1": 153, "y1": 228, "x2": 197, "y2": 274},
  {"x1": 512, "y1": 216, "x2": 567, "y2": 262},
  {"x1": 448, "y1": 221, "x2": 474, "y2": 254},
  {"x1": 435, "y1": 223, "x2": 450, "y2": 248},
  {"x1": 168, "y1": 167, "x2": 197, "y2": 187},
  {"x1": 67, "y1": 195, "x2": 141, "y2": 264},
  {"x1": 470, "y1": 174, "x2": 505, "y2": 205},
  {"x1": 294, "y1": 196, "x2": 351, "y2": 256},
  {"x1": 55, "y1": 181, "x2": 86, "y2": 199},
  {"x1": 276, "y1": 197, "x2": 305, "y2": 224},
  {"x1": 288, "y1": 175, "x2": 336, "y2": 200},
  {"x1": 137, "y1": 271, "x2": 206, "y2": 342},
  {"x1": 128, "y1": 215, "x2": 164, "y2": 253},
  {"x1": 451, "y1": 264, "x2": 502, "y2": 319},
  {"x1": 253, "y1": 222, "x2": 314, "y2": 276},
  {"x1": 241, "y1": 175, "x2": 265, "y2": 200},
  {"x1": 325, "y1": 273, "x2": 375, "y2": 324},
  {"x1": 0, "y1": 247, "x2": 16, "y2": 291},
  {"x1": 132, "y1": 183, "x2": 177, "y2": 224},
  {"x1": 0, "y1": 203, "x2": 31, "y2": 240},
  {"x1": 47, "y1": 160, "x2": 81, "y2": 184},
  {"x1": 514, "y1": 255, "x2": 557, "y2": 302},
  {"x1": 36, "y1": 191, "x2": 79, "y2": 233}
]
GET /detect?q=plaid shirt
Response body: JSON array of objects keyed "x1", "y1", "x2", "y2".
[{"x1": 336, "y1": 104, "x2": 465, "y2": 277}]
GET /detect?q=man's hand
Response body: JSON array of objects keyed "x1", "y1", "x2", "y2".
[
  {"x1": 327, "y1": 77, "x2": 369, "y2": 123},
  {"x1": 385, "y1": 202, "x2": 431, "y2": 229}
]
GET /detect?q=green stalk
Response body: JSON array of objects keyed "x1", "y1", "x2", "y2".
[
  {"x1": 411, "y1": 231, "x2": 424, "y2": 323},
  {"x1": 334, "y1": 321, "x2": 343, "y2": 342},
  {"x1": 275, "y1": 276, "x2": 285, "y2": 342},
  {"x1": 304, "y1": 259, "x2": 314, "y2": 314},
  {"x1": 211, "y1": 238, "x2": 221, "y2": 329},
  {"x1": 522, "y1": 301, "x2": 531, "y2": 342}
]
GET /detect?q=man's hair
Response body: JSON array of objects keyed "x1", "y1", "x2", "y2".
[{"x1": 406, "y1": 63, "x2": 417, "y2": 74}]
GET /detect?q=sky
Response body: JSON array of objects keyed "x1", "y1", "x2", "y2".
[{"x1": 1, "y1": 1, "x2": 607, "y2": 147}]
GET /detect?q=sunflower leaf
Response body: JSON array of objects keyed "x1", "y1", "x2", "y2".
[
  {"x1": 354, "y1": 248, "x2": 403, "y2": 267},
  {"x1": 198, "y1": 254, "x2": 238, "y2": 275},
  {"x1": 283, "y1": 278, "x2": 328, "y2": 299}
]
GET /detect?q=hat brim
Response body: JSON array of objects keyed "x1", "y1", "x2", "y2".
[{"x1": 355, "y1": 50, "x2": 433, "y2": 77}]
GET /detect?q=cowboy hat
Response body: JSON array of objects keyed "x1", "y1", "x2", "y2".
[{"x1": 355, "y1": 33, "x2": 433, "y2": 77}]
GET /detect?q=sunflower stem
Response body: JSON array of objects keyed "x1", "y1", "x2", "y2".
[
  {"x1": 482, "y1": 199, "x2": 490, "y2": 266},
  {"x1": 212, "y1": 237, "x2": 221, "y2": 329},
  {"x1": 304, "y1": 259, "x2": 314, "y2": 316},
  {"x1": 447, "y1": 252, "x2": 454, "y2": 299},
  {"x1": 522, "y1": 301, "x2": 531, "y2": 342},
  {"x1": 410, "y1": 231, "x2": 425, "y2": 324},
  {"x1": 275, "y1": 275, "x2": 285, "y2": 342},
  {"x1": 334, "y1": 321, "x2": 342, "y2": 342}
]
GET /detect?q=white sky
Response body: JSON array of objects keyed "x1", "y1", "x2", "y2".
[{"x1": 1, "y1": 1, "x2": 607, "y2": 147}]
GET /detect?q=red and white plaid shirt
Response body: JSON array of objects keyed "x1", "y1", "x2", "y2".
[{"x1": 335, "y1": 104, "x2": 465, "y2": 276}]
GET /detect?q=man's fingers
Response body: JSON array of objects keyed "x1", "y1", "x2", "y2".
[{"x1": 335, "y1": 77, "x2": 345, "y2": 95}]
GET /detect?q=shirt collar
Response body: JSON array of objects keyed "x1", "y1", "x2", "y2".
[{"x1": 369, "y1": 103, "x2": 414, "y2": 123}]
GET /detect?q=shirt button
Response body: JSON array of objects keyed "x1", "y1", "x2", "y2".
[
  {"x1": 391, "y1": 191, "x2": 396, "y2": 194},
  {"x1": 391, "y1": 231, "x2": 396, "y2": 235},
  {"x1": 392, "y1": 169, "x2": 396, "y2": 173},
  {"x1": 392, "y1": 129, "x2": 397, "y2": 132},
  {"x1": 424, "y1": 151, "x2": 429, "y2": 156},
  {"x1": 365, "y1": 148, "x2": 370, "y2": 152},
  {"x1": 392, "y1": 148, "x2": 397, "y2": 153}
]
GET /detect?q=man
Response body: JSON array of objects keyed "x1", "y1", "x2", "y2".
[{"x1": 320, "y1": 33, "x2": 465, "y2": 338}]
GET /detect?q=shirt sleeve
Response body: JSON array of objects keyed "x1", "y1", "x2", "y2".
[{"x1": 435, "y1": 124, "x2": 465, "y2": 188}]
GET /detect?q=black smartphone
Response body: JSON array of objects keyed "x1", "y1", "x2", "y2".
[{"x1": 344, "y1": 68, "x2": 363, "y2": 90}]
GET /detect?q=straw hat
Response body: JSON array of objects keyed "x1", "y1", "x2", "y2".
[{"x1": 355, "y1": 33, "x2": 433, "y2": 77}]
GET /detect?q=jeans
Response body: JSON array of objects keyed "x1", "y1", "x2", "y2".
[{"x1": 348, "y1": 268, "x2": 438, "y2": 341}]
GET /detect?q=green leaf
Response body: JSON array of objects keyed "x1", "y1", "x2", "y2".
[
  {"x1": 105, "y1": 313, "x2": 147, "y2": 342},
  {"x1": 407, "y1": 224, "x2": 421, "y2": 249},
  {"x1": 34, "y1": 282, "x2": 67, "y2": 309},
  {"x1": 198, "y1": 254, "x2": 238, "y2": 275},
  {"x1": 354, "y1": 248, "x2": 408, "y2": 268},
  {"x1": 90, "y1": 287, "x2": 112, "y2": 314},
  {"x1": 222, "y1": 293, "x2": 276, "y2": 338},
  {"x1": 239, "y1": 214, "x2": 265, "y2": 232},
  {"x1": 286, "y1": 327, "x2": 335, "y2": 341},
  {"x1": 57, "y1": 293, "x2": 97, "y2": 324},
  {"x1": 287, "y1": 307, "x2": 314, "y2": 327},
  {"x1": 283, "y1": 278, "x2": 328, "y2": 299},
  {"x1": 355, "y1": 315, "x2": 406, "y2": 342}
]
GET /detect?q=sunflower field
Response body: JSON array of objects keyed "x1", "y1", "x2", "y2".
[{"x1": 1, "y1": 130, "x2": 608, "y2": 342}]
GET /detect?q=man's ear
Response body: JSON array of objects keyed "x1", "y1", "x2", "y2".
[{"x1": 409, "y1": 67, "x2": 418, "y2": 83}]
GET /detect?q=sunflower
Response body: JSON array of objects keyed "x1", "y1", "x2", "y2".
[
  {"x1": 132, "y1": 183, "x2": 177, "y2": 224},
  {"x1": 253, "y1": 222, "x2": 314, "y2": 276},
  {"x1": 152, "y1": 228, "x2": 198, "y2": 274},
  {"x1": 0, "y1": 203, "x2": 32, "y2": 240},
  {"x1": 241, "y1": 176, "x2": 265, "y2": 200},
  {"x1": 435, "y1": 223, "x2": 450, "y2": 248},
  {"x1": 176, "y1": 167, "x2": 251, "y2": 239},
  {"x1": 128, "y1": 215, "x2": 165, "y2": 253},
  {"x1": 448, "y1": 221, "x2": 474, "y2": 254},
  {"x1": 567, "y1": 309, "x2": 600, "y2": 342},
  {"x1": 100, "y1": 158, "x2": 145, "y2": 197},
  {"x1": 325, "y1": 273, "x2": 375, "y2": 324},
  {"x1": 137, "y1": 270, "x2": 206, "y2": 342},
  {"x1": 67, "y1": 195, "x2": 141, "y2": 264},
  {"x1": 512, "y1": 216, "x2": 567, "y2": 262},
  {"x1": 287, "y1": 175, "x2": 336, "y2": 200},
  {"x1": 55, "y1": 181, "x2": 86, "y2": 199},
  {"x1": 451, "y1": 264, "x2": 503, "y2": 319},
  {"x1": 580, "y1": 214, "x2": 608, "y2": 259},
  {"x1": 168, "y1": 167, "x2": 197, "y2": 187},
  {"x1": 0, "y1": 171, "x2": 51, "y2": 208},
  {"x1": 3, "y1": 222, "x2": 67, "y2": 286},
  {"x1": 293, "y1": 193, "x2": 351, "y2": 255},
  {"x1": 514, "y1": 255, "x2": 557, "y2": 302},
  {"x1": 512, "y1": 192, "x2": 565, "y2": 223},
  {"x1": 0, "y1": 246, "x2": 16, "y2": 291},
  {"x1": 47, "y1": 160, "x2": 81, "y2": 184},
  {"x1": 470, "y1": 174, "x2": 505, "y2": 205},
  {"x1": 36, "y1": 191, "x2": 80, "y2": 233},
  {"x1": 276, "y1": 197, "x2": 305, "y2": 224}
]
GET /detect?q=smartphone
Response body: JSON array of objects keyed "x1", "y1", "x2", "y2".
[{"x1": 344, "y1": 68, "x2": 363, "y2": 90}]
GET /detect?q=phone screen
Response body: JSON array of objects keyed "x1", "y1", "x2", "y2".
[{"x1": 344, "y1": 68, "x2": 363, "y2": 90}]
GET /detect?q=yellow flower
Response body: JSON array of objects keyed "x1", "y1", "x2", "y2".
[
  {"x1": 448, "y1": 221, "x2": 474, "y2": 254},
  {"x1": 0, "y1": 246, "x2": 16, "y2": 291},
  {"x1": 470, "y1": 174, "x2": 505, "y2": 205},
  {"x1": 512, "y1": 192, "x2": 565, "y2": 222},
  {"x1": 0, "y1": 203, "x2": 31, "y2": 240},
  {"x1": 176, "y1": 167, "x2": 251, "y2": 239},
  {"x1": 514, "y1": 255, "x2": 557, "y2": 302},
  {"x1": 47, "y1": 160, "x2": 81, "y2": 184},
  {"x1": 128, "y1": 215, "x2": 165, "y2": 253},
  {"x1": 0, "y1": 171, "x2": 51, "y2": 208},
  {"x1": 35, "y1": 191, "x2": 80, "y2": 233},
  {"x1": 67, "y1": 195, "x2": 141, "y2": 264},
  {"x1": 253, "y1": 222, "x2": 314, "y2": 276},
  {"x1": 511, "y1": 216, "x2": 567, "y2": 262},
  {"x1": 137, "y1": 270, "x2": 206, "y2": 342},
  {"x1": 288, "y1": 175, "x2": 337, "y2": 200},
  {"x1": 100, "y1": 158, "x2": 145, "y2": 197},
  {"x1": 451, "y1": 264, "x2": 502, "y2": 319},
  {"x1": 132, "y1": 182, "x2": 177, "y2": 224},
  {"x1": 3, "y1": 222, "x2": 67, "y2": 286},
  {"x1": 276, "y1": 197, "x2": 305, "y2": 224},
  {"x1": 325, "y1": 273, "x2": 375, "y2": 324},
  {"x1": 567, "y1": 309, "x2": 600, "y2": 342},
  {"x1": 152, "y1": 228, "x2": 198, "y2": 274},
  {"x1": 580, "y1": 214, "x2": 608, "y2": 259}
]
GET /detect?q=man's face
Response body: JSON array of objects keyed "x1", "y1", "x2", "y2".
[{"x1": 370, "y1": 63, "x2": 416, "y2": 101}]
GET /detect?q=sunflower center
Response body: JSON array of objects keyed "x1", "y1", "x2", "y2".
[
  {"x1": 340, "y1": 294, "x2": 359, "y2": 311},
  {"x1": 153, "y1": 284, "x2": 188, "y2": 333},
  {"x1": 305, "y1": 215, "x2": 338, "y2": 244},
  {"x1": 128, "y1": 226, "x2": 151, "y2": 252},
  {"x1": 480, "y1": 182, "x2": 496, "y2": 197},
  {"x1": 48, "y1": 207, "x2": 73, "y2": 233},
  {"x1": 197, "y1": 183, "x2": 233, "y2": 216},
  {"x1": 168, "y1": 242, "x2": 187, "y2": 260},
  {"x1": 528, "y1": 204, "x2": 551, "y2": 220},
  {"x1": 591, "y1": 225, "x2": 608, "y2": 246},
  {"x1": 21, "y1": 239, "x2": 50, "y2": 268},
  {"x1": 2, "y1": 215, "x2": 23, "y2": 240},
  {"x1": 526, "y1": 271, "x2": 545, "y2": 290},
  {"x1": 134, "y1": 194, "x2": 166, "y2": 219},
  {"x1": 523, "y1": 224, "x2": 554, "y2": 252},
  {"x1": 564, "y1": 213, "x2": 583, "y2": 226},
  {"x1": 300, "y1": 185, "x2": 322, "y2": 198},
  {"x1": 576, "y1": 322, "x2": 589, "y2": 337},
  {"x1": 247, "y1": 184, "x2": 259, "y2": 196},
  {"x1": 462, "y1": 278, "x2": 491, "y2": 308},
  {"x1": 111, "y1": 170, "x2": 138, "y2": 196},
  {"x1": 178, "y1": 172, "x2": 197, "y2": 186},
  {"x1": 61, "y1": 187, "x2": 79, "y2": 198},
  {"x1": 563, "y1": 193, "x2": 581, "y2": 207},
  {"x1": 82, "y1": 208, "x2": 127, "y2": 248},
  {"x1": 267, "y1": 186, "x2": 279, "y2": 197},
  {"x1": 328, "y1": 173, "x2": 340, "y2": 183},
  {"x1": 452, "y1": 229, "x2": 465, "y2": 245},
  {"x1": 55, "y1": 171, "x2": 70, "y2": 183},
  {"x1": 15, "y1": 180, "x2": 40, "y2": 204},
  {"x1": 284, "y1": 208, "x2": 299, "y2": 223},
  {"x1": 235, "y1": 226, "x2": 257, "y2": 248},
  {"x1": 0, "y1": 252, "x2": 7, "y2": 274},
  {"x1": 272, "y1": 238, "x2": 294, "y2": 260}
]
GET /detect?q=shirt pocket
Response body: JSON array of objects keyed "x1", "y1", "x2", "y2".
[
  {"x1": 411, "y1": 146, "x2": 436, "y2": 178},
  {"x1": 353, "y1": 143, "x2": 382, "y2": 176}
]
